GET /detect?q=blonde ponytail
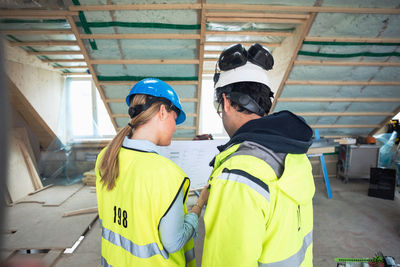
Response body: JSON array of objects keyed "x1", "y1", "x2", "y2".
[{"x1": 99, "y1": 94, "x2": 169, "y2": 190}]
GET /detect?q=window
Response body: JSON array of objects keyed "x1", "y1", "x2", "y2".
[{"x1": 66, "y1": 77, "x2": 115, "y2": 142}]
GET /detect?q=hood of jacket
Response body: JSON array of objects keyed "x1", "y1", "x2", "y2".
[{"x1": 218, "y1": 110, "x2": 313, "y2": 154}]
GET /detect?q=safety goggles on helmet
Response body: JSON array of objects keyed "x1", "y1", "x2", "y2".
[{"x1": 214, "y1": 43, "x2": 274, "y2": 86}]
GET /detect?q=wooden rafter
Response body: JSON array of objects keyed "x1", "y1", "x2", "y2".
[
  {"x1": 0, "y1": 10, "x2": 78, "y2": 18},
  {"x1": 296, "y1": 112, "x2": 394, "y2": 116},
  {"x1": 106, "y1": 98, "x2": 198, "y2": 103},
  {"x1": 286, "y1": 81, "x2": 400, "y2": 86},
  {"x1": 99, "y1": 81, "x2": 199, "y2": 86},
  {"x1": 90, "y1": 59, "x2": 199, "y2": 65},
  {"x1": 195, "y1": 0, "x2": 206, "y2": 135},
  {"x1": 53, "y1": 65, "x2": 88, "y2": 69},
  {"x1": 27, "y1": 51, "x2": 82, "y2": 56},
  {"x1": 8, "y1": 41, "x2": 78, "y2": 47},
  {"x1": 206, "y1": 17, "x2": 305, "y2": 24},
  {"x1": 310, "y1": 124, "x2": 379, "y2": 128},
  {"x1": 66, "y1": 16, "x2": 118, "y2": 130},
  {"x1": 1, "y1": 29, "x2": 74, "y2": 35},
  {"x1": 206, "y1": 12, "x2": 310, "y2": 19},
  {"x1": 205, "y1": 42, "x2": 280, "y2": 47},
  {"x1": 206, "y1": 31, "x2": 292, "y2": 37},
  {"x1": 294, "y1": 60, "x2": 400, "y2": 67},
  {"x1": 41, "y1": 59, "x2": 85, "y2": 63},
  {"x1": 278, "y1": 98, "x2": 400, "y2": 102},
  {"x1": 112, "y1": 113, "x2": 197, "y2": 118},
  {"x1": 304, "y1": 36, "x2": 400, "y2": 43},
  {"x1": 204, "y1": 4, "x2": 400, "y2": 14},
  {"x1": 80, "y1": 33, "x2": 201, "y2": 39},
  {"x1": 270, "y1": 12, "x2": 318, "y2": 112},
  {"x1": 70, "y1": 4, "x2": 201, "y2": 11}
]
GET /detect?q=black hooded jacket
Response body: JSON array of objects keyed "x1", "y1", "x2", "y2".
[{"x1": 217, "y1": 110, "x2": 313, "y2": 154}]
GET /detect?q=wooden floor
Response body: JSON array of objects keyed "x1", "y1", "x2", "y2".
[{"x1": 1, "y1": 178, "x2": 400, "y2": 266}]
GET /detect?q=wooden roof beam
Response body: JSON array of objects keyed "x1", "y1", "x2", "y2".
[
  {"x1": 278, "y1": 97, "x2": 400, "y2": 102},
  {"x1": 286, "y1": 81, "x2": 400, "y2": 86},
  {"x1": 304, "y1": 36, "x2": 400, "y2": 43},
  {"x1": 0, "y1": 10, "x2": 78, "y2": 18},
  {"x1": 8, "y1": 41, "x2": 78, "y2": 47},
  {"x1": 204, "y1": 4, "x2": 400, "y2": 14},
  {"x1": 206, "y1": 12, "x2": 310, "y2": 19},
  {"x1": 41, "y1": 59, "x2": 85, "y2": 63},
  {"x1": 1, "y1": 29, "x2": 73, "y2": 35},
  {"x1": 70, "y1": 4, "x2": 201, "y2": 11},
  {"x1": 294, "y1": 60, "x2": 400, "y2": 67},
  {"x1": 53, "y1": 65, "x2": 88, "y2": 69},
  {"x1": 99, "y1": 81, "x2": 199, "y2": 86},
  {"x1": 205, "y1": 41, "x2": 280, "y2": 47},
  {"x1": 310, "y1": 124, "x2": 379, "y2": 128},
  {"x1": 90, "y1": 59, "x2": 199, "y2": 65},
  {"x1": 296, "y1": 112, "x2": 394, "y2": 116},
  {"x1": 207, "y1": 17, "x2": 305, "y2": 24},
  {"x1": 80, "y1": 33, "x2": 201, "y2": 40},
  {"x1": 206, "y1": 31, "x2": 292, "y2": 37},
  {"x1": 27, "y1": 51, "x2": 82, "y2": 56}
]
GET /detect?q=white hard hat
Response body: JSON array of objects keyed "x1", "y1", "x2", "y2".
[{"x1": 214, "y1": 62, "x2": 272, "y2": 89}]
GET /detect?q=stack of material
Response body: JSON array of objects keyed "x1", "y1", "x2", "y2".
[
  {"x1": 82, "y1": 170, "x2": 96, "y2": 186},
  {"x1": 6, "y1": 128, "x2": 43, "y2": 203}
]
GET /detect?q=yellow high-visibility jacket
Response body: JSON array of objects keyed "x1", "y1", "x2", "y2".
[
  {"x1": 202, "y1": 141, "x2": 315, "y2": 267},
  {"x1": 95, "y1": 146, "x2": 195, "y2": 267}
]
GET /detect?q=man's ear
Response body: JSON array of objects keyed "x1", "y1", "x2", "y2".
[{"x1": 222, "y1": 93, "x2": 231, "y2": 113}]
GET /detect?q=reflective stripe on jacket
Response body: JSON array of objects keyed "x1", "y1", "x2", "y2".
[
  {"x1": 95, "y1": 147, "x2": 195, "y2": 267},
  {"x1": 202, "y1": 141, "x2": 315, "y2": 267}
]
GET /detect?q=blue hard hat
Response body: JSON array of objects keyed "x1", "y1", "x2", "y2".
[{"x1": 125, "y1": 78, "x2": 186, "y2": 125}]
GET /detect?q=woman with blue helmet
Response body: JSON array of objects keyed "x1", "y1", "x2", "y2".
[{"x1": 95, "y1": 78, "x2": 209, "y2": 267}]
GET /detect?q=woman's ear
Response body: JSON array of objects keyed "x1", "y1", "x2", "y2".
[{"x1": 158, "y1": 104, "x2": 167, "y2": 121}]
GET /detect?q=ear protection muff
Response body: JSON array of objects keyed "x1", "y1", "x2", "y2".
[{"x1": 229, "y1": 92, "x2": 265, "y2": 117}]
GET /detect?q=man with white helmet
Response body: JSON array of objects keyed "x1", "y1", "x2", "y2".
[{"x1": 202, "y1": 44, "x2": 315, "y2": 267}]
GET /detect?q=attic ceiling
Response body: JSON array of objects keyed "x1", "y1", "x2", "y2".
[{"x1": 1, "y1": 0, "x2": 400, "y2": 139}]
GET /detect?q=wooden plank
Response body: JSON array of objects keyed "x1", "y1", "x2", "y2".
[
  {"x1": 310, "y1": 124, "x2": 379, "y2": 128},
  {"x1": 27, "y1": 51, "x2": 82, "y2": 56},
  {"x1": 1, "y1": 29, "x2": 73, "y2": 35},
  {"x1": 206, "y1": 12, "x2": 310, "y2": 19},
  {"x1": 42, "y1": 249, "x2": 63, "y2": 267},
  {"x1": 61, "y1": 72, "x2": 90, "y2": 76},
  {"x1": 80, "y1": 33, "x2": 201, "y2": 40},
  {"x1": 15, "y1": 184, "x2": 84, "y2": 207},
  {"x1": 8, "y1": 77, "x2": 57, "y2": 149},
  {"x1": 70, "y1": 3, "x2": 201, "y2": 11},
  {"x1": 13, "y1": 127, "x2": 37, "y2": 166},
  {"x1": 90, "y1": 59, "x2": 199, "y2": 65},
  {"x1": 6, "y1": 136, "x2": 36, "y2": 202},
  {"x1": 206, "y1": 31, "x2": 292, "y2": 36},
  {"x1": 205, "y1": 41, "x2": 280, "y2": 47},
  {"x1": 53, "y1": 65, "x2": 88, "y2": 69},
  {"x1": 285, "y1": 80, "x2": 400, "y2": 86},
  {"x1": 204, "y1": 4, "x2": 400, "y2": 14},
  {"x1": 307, "y1": 146, "x2": 335, "y2": 154},
  {"x1": 16, "y1": 139, "x2": 43, "y2": 190},
  {"x1": 0, "y1": 10, "x2": 78, "y2": 18},
  {"x1": 98, "y1": 80, "x2": 199, "y2": 86},
  {"x1": 1, "y1": 186, "x2": 98, "y2": 250},
  {"x1": 278, "y1": 97, "x2": 400, "y2": 102},
  {"x1": 196, "y1": 0, "x2": 206, "y2": 135},
  {"x1": 28, "y1": 184, "x2": 54, "y2": 196},
  {"x1": 42, "y1": 59, "x2": 86, "y2": 63},
  {"x1": 294, "y1": 60, "x2": 400, "y2": 67},
  {"x1": 8, "y1": 41, "x2": 78, "y2": 47},
  {"x1": 66, "y1": 16, "x2": 118, "y2": 130},
  {"x1": 63, "y1": 207, "x2": 98, "y2": 217},
  {"x1": 106, "y1": 97, "x2": 198, "y2": 103},
  {"x1": 207, "y1": 17, "x2": 305, "y2": 24},
  {"x1": 304, "y1": 36, "x2": 400, "y2": 43},
  {"x1": 270, "y1": 12, "x2": 318, "y2": 112},
  {"x1": 296, "y1": 112, "x2": 394, "y2": 116}
]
